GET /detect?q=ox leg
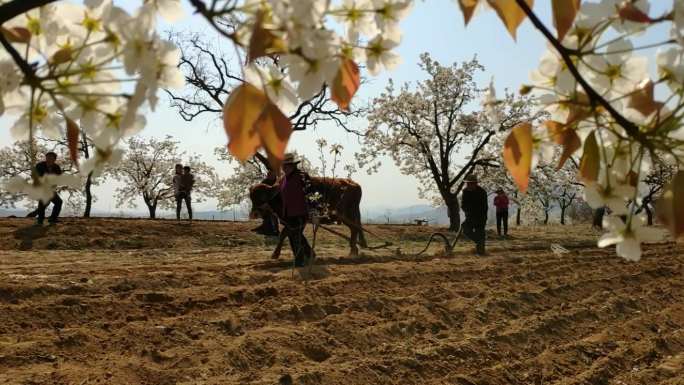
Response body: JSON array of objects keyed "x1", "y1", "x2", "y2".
[
  {"x1": 348, "y1": 224, "x2": 359, "y2": 257},
  {"x1": 271, "y1": 229, "x2": 287, "y2": 259},
  {"x1": 353, "y1": 206, "x2": 368, "y2": 248}
]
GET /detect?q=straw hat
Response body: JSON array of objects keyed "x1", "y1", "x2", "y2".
[{"x1": 282, "y1": 153, "x2": 300, "y2": 166}]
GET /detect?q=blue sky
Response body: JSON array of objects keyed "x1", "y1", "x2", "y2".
[{"x1": 2, "y1": 0, "x2": 663, "y2": 215}]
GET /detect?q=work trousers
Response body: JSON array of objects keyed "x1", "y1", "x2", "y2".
[
  {"x1": 176, "y1": 192, "x2": 192, "y2": 220},
  {"x1": 462, "y1": 218, "x2": 486, "y2": 254},
  {"x1": 496, "y1": 209, "x2": 508, "y2": 236},
  {"x1": 285, "y1": 216, "x2": 312, "y2": 267},
  {"x1": 37, "y1": 193, "x2": 62, "y2": 223}
]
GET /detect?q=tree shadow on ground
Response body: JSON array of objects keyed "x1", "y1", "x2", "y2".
[{"x1": 14, "y1": 225, "x2": 49, "y2": 250}]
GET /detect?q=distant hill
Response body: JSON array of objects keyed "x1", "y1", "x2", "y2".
[
  {"x1": 364, "y1": 204, "x2": 449, "y2": 225},
  {"x1": 0, "y1": 208, "x2": 23, "y2": 217}
]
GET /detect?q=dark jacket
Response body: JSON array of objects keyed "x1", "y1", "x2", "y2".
[
  {"x1": 494, "y1": 194, "x2": 510, "y2": 213},
  {"x1": 35, "y1": 161, "x2": 62, "y2": 177},
  {"x1": 279, "y1": 170, "x2": 309, "y2": 217},
  {"x1": 261, "y1": 174, "x2": 277, "y2": 186},
  {"x1": 461, "y1": 185, "x2": 488, "y2": 225},
  {"x1": 180, "y1": 173, "x2": 194, "y2": 193}
]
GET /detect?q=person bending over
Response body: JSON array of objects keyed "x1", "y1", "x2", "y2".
[{"x1": 34, "y1": 152, "x2": 63, "y2": 225}]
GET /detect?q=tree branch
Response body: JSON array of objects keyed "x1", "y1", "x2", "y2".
[
  {"x1": 0, "y1": 0, "x2": 57, "y2": 24},
  {"x1": 515, "y1": 0, "x2": 644, "y2": 142}
]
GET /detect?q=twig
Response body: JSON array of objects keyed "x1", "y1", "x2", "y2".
[
  {"x1": 0, "y1": 0, "x2": 57, "y2": 24},
  {"x1": 0, "y1": 31, "x2": 38, "y2": 86},
  {"x1": 514, "y1": 0, "x2": 645, "y2": 143}
]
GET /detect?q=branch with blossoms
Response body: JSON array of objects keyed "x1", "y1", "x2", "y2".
[
  {"x1": 1, "y1": 0, "x2": 187, "y2": 205},
  {"x1": 166, "y1": 31, "x2": 368, "y2": 157},
  {"x1": 459, "y1": 0, "x2": 684, "y2": 260}
]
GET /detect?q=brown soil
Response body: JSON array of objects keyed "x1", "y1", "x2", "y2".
[{"x1": 0, "y1": 218, "x2": 682, "y2": 385}]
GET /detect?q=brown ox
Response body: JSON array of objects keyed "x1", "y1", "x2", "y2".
[{"x1": 249, "y1": 177, "x2": 368, "y2": 257}]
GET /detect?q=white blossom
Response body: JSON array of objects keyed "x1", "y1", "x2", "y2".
[
  {"x1": 584, "y1": 175, "x2": 635, "y2": 215},
  {"x1": 584, "y1": 40, "x2": 648, "y2": 97},
  {"x1": 143, "y1": 0, "x2": 185, "y2": 22},
  {"x1": 245, "y1": 64, "x2": 299, "y2": 114},
  {"x1": 333, "y1": 0, "x2": 379, "y2": 37},
  {"x1": 598, "y1": 214, "x2": 666, "y2": 261},
  {"x1": 365, "y1": 32, "x2": 401, "y2": 75},
  {"x1": 5, "y1": 174, "x2": 81, "y2": 204}
]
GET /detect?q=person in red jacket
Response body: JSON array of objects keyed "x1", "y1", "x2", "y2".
[
  {"x1": 493, "y1": 188, "x2": 510, "y2": 237},
  {"x1": 279, "y1": 154, "x2": 313, "y2": 267}
]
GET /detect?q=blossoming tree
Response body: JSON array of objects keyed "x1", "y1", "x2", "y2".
[
  {"x1": 0, "y1": 140, "x2": 84, "y2": 211},
  {"x1": 111, "y1": 136, "x2": 217, "y2": 218},
  {"x1": 1, "y1": 0, "x2": 683, "y2": 260},
  {"x1": 358, "y1": 54, "x2": 535, "y2": 231}
]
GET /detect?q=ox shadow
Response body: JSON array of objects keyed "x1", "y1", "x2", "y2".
[{"x1": 14, "y1": 224, "x2": 50, "y2": 250}]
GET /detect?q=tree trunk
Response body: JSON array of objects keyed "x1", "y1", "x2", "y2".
[
  {"x1": 645, "y1": 205, "x2": 653, "y2": 226},
  {"x1": 445, "y1": 195, "x2": 461, "y2": 232},
  {"x1": 560, "y1": 205, "x2": 566, "y2": 225},
  {"x1": 147, "y1": 203, "x2": 157, "y2": 219},
  {"x1": 83, "y1": 172, "x2": 93, "y2": 218},
  {"x1": 516, "y1": 207, "x2": 521, "y2": 226},
  {"x1": 544, "y1": 210, "x2": 549, "y2": 225}
]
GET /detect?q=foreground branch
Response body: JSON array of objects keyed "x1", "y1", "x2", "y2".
[
  {"x1": 514, "y1": 0, "x2": 644, "y2": 142},
  {"x1": 0, "y1": 0, "x2": 57, "y2": 24}
]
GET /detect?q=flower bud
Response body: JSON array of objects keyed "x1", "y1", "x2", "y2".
[
  {"x1": 1, "y1": 26, "x2": 31, "y2": 43},
  {"x1": 51, "y1": 47, "x2": 73, "y2": 65}
]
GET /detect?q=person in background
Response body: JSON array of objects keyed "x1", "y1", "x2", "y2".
[
  {"x1": 279, "y1": 154, "x2": 313, "y2": 267},
  {"x1": 494, "y1": 188, "x2": 510, "y2": 237},
  {"x1": 177, "y1": 165, "x2": 194, "y2": 221},
  {"x1": 461, "y1": 174, "x2": 488, "y2": 255},
  {"x1": 34, "y1": 151, "x2": 63, "y2": 225}
]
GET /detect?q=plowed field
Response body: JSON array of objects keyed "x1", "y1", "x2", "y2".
[{"x1": 0, "y1": 218, "x2": 682, "y2": 385}]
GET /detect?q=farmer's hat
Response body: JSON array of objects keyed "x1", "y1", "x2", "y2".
[
  {"x1": 464, "y1": 174, "x2": 478, "y2": 183},
  {"x1": 496, "y1": 187, "x2": 505, "y2": 193},
  {"x1": 282, "y1": 153, "x2": 300, "y2": 166}
]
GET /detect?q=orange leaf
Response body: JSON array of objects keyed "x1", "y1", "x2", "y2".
[
  {"x1": 487, "y1": 0, "x2": 534, "y2": 40},
  {"x1": 224, "y1": 83, "x2": 269, "y2": 161},
  {"x1": 255, "y1": 102, "x2": 292, "y2": 170},
  {"x1": 66, "y1": 117, "x2": 80, "y2": 166},
  {"x1": 503, "y1": 122, "x2": 533, "y2": 193},
  {"x1": 546, "y1": 120, "x2": 581, "y2": 170},
  {"x1": 0, "y1": 26, "x2": 31, "y2": 43},
  {"x1": 248, "y1": 10, "x2": 286, "y2": 62},
  {"x1": 656, "y1": 171, "x2": 684, "y2": 241},
  {"x1": 331, "y1": 58, "x2": 360, "y2": 111},
  {"x1": 628, "y1": 79, "x2": 663, "y2": 117},
  {"x1": 578, "y1": 130, "x2": 600, "y2": 182},
  {"x1": 458, "y1": 0, "x2": 479, "y2": 24},
  {"x1": 618, "y1": 2, "x2": 651, "y2": 23},
  {"x1": 551, "y1": 0, "x2": 580, "y2": 42},
  {"x1": 223, "y1": 83, "x2": 293, "y2": 166}
]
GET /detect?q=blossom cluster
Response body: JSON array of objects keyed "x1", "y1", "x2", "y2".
[
  {"x1": 223, "y1": 0, "x2": 410, "y2": 115},
  {"x1": 1, "y1": 0, "x2": 184, "y2": 201},
  {"x1": 521, "y1": 0, "x2": 684, "y2": 260}
]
